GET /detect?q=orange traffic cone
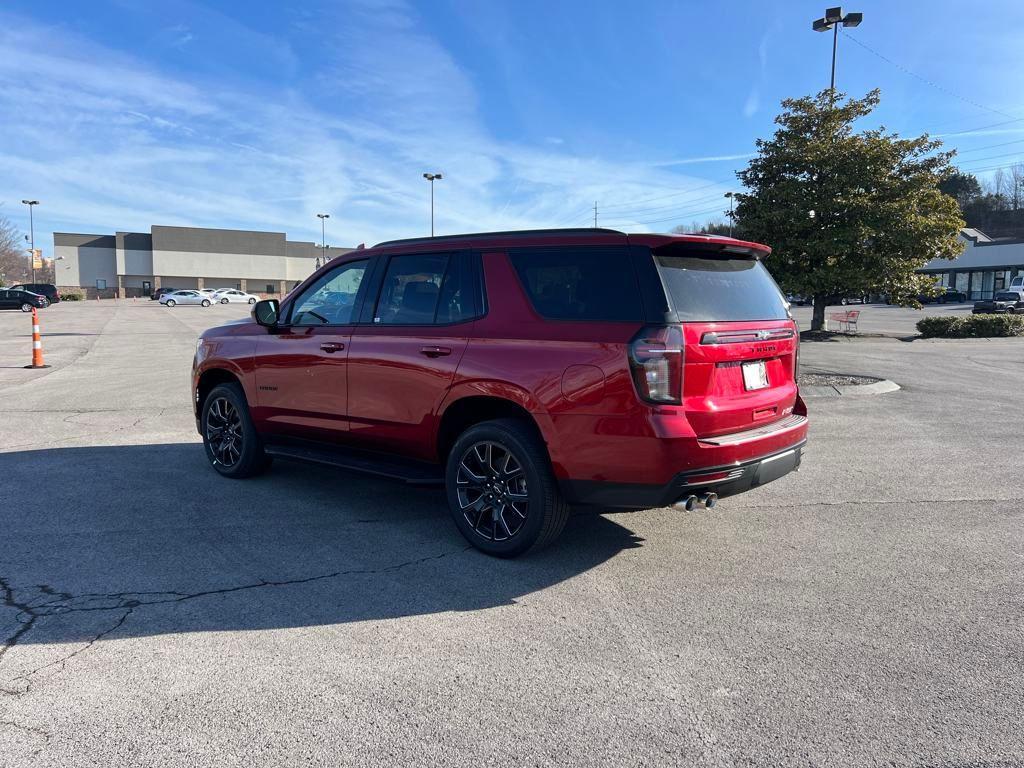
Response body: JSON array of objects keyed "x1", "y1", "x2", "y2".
[{"x1": 25, "y1": 308, "x2": 50, "y2": 369}]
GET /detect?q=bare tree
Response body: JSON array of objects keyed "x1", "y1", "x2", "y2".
[
  {"x1": 0, "y1": 212, "x2": 30, "y2": 286},
  {"x1": 1010, "y1": 163, "x2": 1024, "y2": 210}
]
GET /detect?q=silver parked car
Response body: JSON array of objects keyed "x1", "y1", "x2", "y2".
[
  {"x1": 160, "y1": 290, "x2": 211, "y2": 307},
  {"x1": 211, "y1": 289, "x2": 259, "y2": 305}
]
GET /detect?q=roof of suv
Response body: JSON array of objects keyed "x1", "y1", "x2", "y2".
[{"x1": 368, "y1": 228, "x2": 770, "y2": 258}]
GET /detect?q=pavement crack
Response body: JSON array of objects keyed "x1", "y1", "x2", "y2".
[
  {"x1": 0, "y1": 718, "x2": 52, "y2": 754},
  {"x1": 0, "y1": 546, "x2": 470, "y2": 695}
]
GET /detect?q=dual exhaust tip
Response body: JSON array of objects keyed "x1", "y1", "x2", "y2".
[{"x1": 675, "y1": 492, "x2": 718, "y2": 512}]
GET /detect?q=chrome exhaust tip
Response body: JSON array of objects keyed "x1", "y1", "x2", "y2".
[{"x1": 702, "y1": 492, "x2": 718, "y2": 509}]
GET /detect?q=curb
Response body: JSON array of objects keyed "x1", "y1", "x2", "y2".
[{"x1": 801, "y1": 379, "x2": 901, "y2": 398}]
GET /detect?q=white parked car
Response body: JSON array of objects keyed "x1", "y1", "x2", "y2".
[
  {"x1": 211, "y1": 289, "x2": 259, "y2": 305},
  {"x1": 160, "y1": 290, "x2": 212, "y2": 307}
]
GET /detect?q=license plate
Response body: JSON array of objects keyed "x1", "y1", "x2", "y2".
[{"x1": 742, "y1": 360, "x2": 769, "y2": 391}]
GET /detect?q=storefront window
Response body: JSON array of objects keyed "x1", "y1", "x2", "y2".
[
  {"x1": 994, "y1": 271, "x2": 1006, "y2": 291},
  {"x1": 970, "y1": 271, "x2": 984, "y2": 299},
  {"x1": 982, "y1": 271, "x2": 995, "y2": 299},
  {"x1": 955, "y1": 272, "x2": 968, "y2": 294}
]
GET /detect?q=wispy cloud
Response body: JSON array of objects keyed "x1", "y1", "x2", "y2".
[{"x1": 0, "y1": 3, "x2": 740, "y2": 245}]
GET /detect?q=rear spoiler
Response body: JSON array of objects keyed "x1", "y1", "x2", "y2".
[{"x1": 651, "y1": 239, "x2": 771, "y2": 260}]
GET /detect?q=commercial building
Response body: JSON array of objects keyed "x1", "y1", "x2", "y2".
[
  {"x1": 919, "y1": 228, "x2": 1024, "y2": 299},
  {"x1": 53, "y1": 225, "x2": 352, "y2": 298}
]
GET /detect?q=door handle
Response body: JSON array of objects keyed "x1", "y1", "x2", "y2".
[
  {"x1": 319, "y1": 342, "x2": 345, "y2": 353},
  {"x1": 420, "y1": 345, "x2": 452, "y2": 358}
]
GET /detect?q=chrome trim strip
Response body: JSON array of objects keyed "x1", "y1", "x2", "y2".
[{"x1": 697, "y1": 414, "x2": 807, "y2": 447}]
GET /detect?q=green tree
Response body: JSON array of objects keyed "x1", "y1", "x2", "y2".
[
  {"x1": 939, "y1": 170, "x2": 981, "y2": 209},
  {"x1": 734, "y1": 89, "x2": 965, "y2": 330}
]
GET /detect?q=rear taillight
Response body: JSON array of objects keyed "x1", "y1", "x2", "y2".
[
  {"x1": 629, "y1": 325, "x2": 684, "y2": 404},
  {"x1": 793, "y1": 325, "x2": 801, "y2": 384}
]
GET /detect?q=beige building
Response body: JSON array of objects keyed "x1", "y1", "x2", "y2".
[{"x1": 54, "y1": 225, "x2": 352, "y2": 298}]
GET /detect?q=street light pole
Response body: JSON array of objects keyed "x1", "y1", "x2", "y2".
[
  {"x1": 22, "y1": 200, "x2": 39, "y2": 282},
  {"x1": 812, "y1": 7, "x2": 863, "y2": 92},
  {"x1": 423, "y1": 173, "x2": 443, "y2": 236},
  {"x1": 724, "y1": 192, "x2": 735, "y2": 237},
  {"x1": 316, "y1": 213, "x2": 330, "y2": 269}
]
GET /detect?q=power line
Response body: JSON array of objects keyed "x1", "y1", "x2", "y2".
[
  {"x1": 843, "y1": 30, "x2": 1018, "y2": 121},
  {"x1": 952, "y1": 138, "x2": 1024, "y2": 155},
  {"x1": 957, "y1": 150, "x2": 1024, "y2": 169},
  {"x1": 598, "y1": 178, "x2": 731, "y2": 210}
]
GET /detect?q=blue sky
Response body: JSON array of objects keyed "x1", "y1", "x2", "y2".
[{"x1": 2, "y1": 0, "x2": 1023, "y2": 252}]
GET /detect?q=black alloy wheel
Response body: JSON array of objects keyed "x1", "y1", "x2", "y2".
[
  {"x1": 445, "y1": 418, "x2": 569, "y2": 557},
  {"x1": 201, "y1": 383, "x2": 272, "y2": 478},
  {"x1": 456, "y1": 441, "x2": 530, "y2": 542},
  {"x1": 205, "y1": 396, "x2": 243, "y2": 468}
]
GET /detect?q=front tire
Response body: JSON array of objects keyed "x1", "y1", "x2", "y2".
[
  {"x1": 201, "y1": 299, "x2": 211, "y2": 307},
  {"x1": 221, "y1": 298, "x2": 229, "y2": 304},
  {"x1": 248, "y1": 298, "x2": 256, "y2": 304},
  {"x1": 445, "y1": 418, "x2": 569, "y2": 557},
  {"x1": 201, "y1": 383, "x2": 271, "y2": 478},
  {"x1": 20, "y1": 303, "x2": 32, "y2": 312}
]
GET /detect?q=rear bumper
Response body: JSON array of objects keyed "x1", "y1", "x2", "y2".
[{"x1": 558, "y1": 439, "x2": 805, "y2": 509}]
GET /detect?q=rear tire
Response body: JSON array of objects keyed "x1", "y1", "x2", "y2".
[
  {"x1": 201, "y1": 383, "x2": 272, "y2": 478},
  {"x1": 166, "y1": 299, "x2": 176, "y2": 307},
  {"x1": 221, "y1": 298, "x2": 229, "y2": 304},
  {"x1": 445, "y1": 418, "x2": 569, "y2": 558},
  {"x1": 248, "y1": 298, "x2": 256, "y2": 304}
]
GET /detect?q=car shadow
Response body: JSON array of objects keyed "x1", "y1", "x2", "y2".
[{"x1": 0, "y1": 443, "x2": 643, "y2": 649}]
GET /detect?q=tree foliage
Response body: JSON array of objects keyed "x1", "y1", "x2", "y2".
[{"x1": 733, "y1": 89, "x2": 965, "y2": 329}]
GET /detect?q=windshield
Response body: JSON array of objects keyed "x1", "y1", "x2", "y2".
[{"x1": 654, "y1": 252, "x2": 789, "y2": 322}]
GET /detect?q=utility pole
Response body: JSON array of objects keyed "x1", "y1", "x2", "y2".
[
  {"x1": 724, "y1": 192, "x2": 735, "y2": 237},
  {"x1": 812, "y1": 7, "x2": 863, "y2": 92},
  {"x1": 22, "y1": 200, "x2": 39, "y2": 282},
  {"x1": 593, "y1": 201, "x2": 598, "y2": 228},
  {"x1": 423, "y1": 173, "x2": 443, "y2": 236}
]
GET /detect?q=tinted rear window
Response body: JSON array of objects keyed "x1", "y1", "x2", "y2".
[
  {"x1": 510, "y1": 248, "x2": 643, "y2": 321},
  {"x1": 995, "y1": 292, "x2": 1019, "y2": 301},
  {"x1": 655, "y1": 253, "x2": 789, "y2": 322}
]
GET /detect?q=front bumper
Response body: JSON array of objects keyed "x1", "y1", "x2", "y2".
[{"x1": 559, "y1": 440, "x2": 805, "y2": 509}]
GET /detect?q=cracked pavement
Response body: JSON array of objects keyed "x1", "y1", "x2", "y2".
[{"x1": 0, "y1": 300, "x2": 1022, "y2": 767}]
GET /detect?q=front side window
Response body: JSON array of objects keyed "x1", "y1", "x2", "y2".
[
  {"x1": 290, "y1": 259, "x2": 368, "y2": 326},
  {"x1": 509, "y1": 248, "x2": 643, "y2": 321},
  {"x1": 374, "y1": 253, "x2": 457, "y2": 325}
]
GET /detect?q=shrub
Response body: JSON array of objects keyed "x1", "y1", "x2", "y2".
[
  {"x1": 61, "y1": 290, "x2": 84, "y2": 301},
  {"x1": 917, "y1": 314, "x2": 1024, "y2": 338}
]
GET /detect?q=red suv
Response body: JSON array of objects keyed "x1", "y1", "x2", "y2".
[{"x1": 193, "y1": 229, "x2": 807, "y2": 556}]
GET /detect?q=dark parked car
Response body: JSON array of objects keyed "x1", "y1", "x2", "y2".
[
  {"x1": 920, "y1": 286, "x2": 967, "y2": 304},
  {"x1": 786, "y1": 293, "x2": 808, "y2": 306},
  {"x1": 972, "y1": 292, "x2": 1024, "y2": 314},
  {"x1": 0, "y1": 288, "x2": 49, "y2": 311},
  {"x1": 9, "y1": 283, "x2": 58, "y2": 304},
  {"x1": 193, "y1": 229, "x2": 807, "y2": 557},
  {"x1": 151, "y1": 287, "x2": 179, "y2": 300}
]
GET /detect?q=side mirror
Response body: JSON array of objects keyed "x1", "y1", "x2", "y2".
[{"x1": 253, "y1": 298, "x2": 280, "y2": 327}]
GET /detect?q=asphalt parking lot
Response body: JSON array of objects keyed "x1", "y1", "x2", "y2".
[{"x1": 1, "y1": 300, "x2": 1022, "y2": 767}]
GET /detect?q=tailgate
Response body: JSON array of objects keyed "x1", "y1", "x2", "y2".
[{"x1": 682, "y1": 320, "x2": 798, "y2": 437}]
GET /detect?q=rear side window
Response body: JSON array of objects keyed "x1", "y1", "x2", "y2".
[
  {"x1": 374, "y1": 253, "x2": 476, "y2": 325},
  {"x1": 510, "y1": 248, "x2": 643, "y2": 321},
  {"x1": 655, "y1": 252, "x2": 789, "y2": 322}
]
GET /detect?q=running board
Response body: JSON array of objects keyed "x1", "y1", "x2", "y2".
[{"x1": 264, "y1": 442, "x2": 444, "y2": 485}]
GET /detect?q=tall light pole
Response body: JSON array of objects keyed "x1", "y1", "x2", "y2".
[
  {"x1": 423, "y1": 173, "x2": 443, "y2": 236},
  {"x1": 22, "y1": 200, "x2": 39, "y2": 282},
  {"x1": 723, "y1": 192, "x2": 736, "y2": 237},
  {"x1": 316, "y1": 213, "x2": 330, "y2": 268},
  {"x1": 812, "y1": 7, "x2": 863, "y2": 92}
]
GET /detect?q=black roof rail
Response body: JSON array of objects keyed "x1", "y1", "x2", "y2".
[{"x1": 372, "y1": 227, "x2": 626, "y2": 249}]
